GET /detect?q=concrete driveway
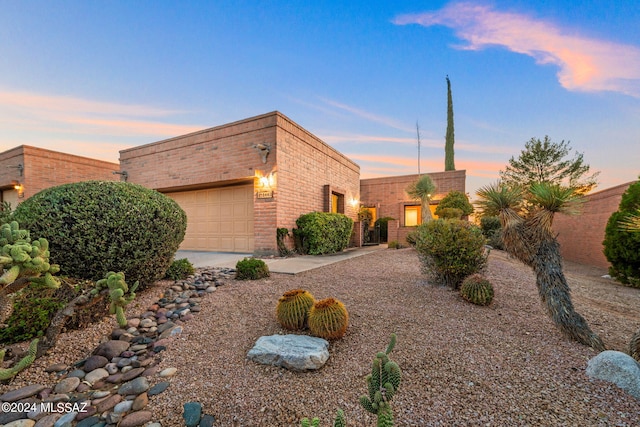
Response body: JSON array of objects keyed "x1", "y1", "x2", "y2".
[{"x1": 175, "y1": 244, "x2": 387, "y2": 274}]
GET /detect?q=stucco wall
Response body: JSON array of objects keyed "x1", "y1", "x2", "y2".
[
  {"x1": 553, "y1": 181, "x2": 635, "y2": 269},
  {"x1": 0, "y1": 145, "x2": 119, "y2": 202},
  {"x1": 360, "y1": 170, "x2": 467, "y2": 243}
]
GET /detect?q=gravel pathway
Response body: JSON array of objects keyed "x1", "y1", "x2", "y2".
[{"x1": 2, "y1": 247, "x2": 639, "y2": 426}]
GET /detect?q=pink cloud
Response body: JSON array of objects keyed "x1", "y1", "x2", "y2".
[{"x1": 394, "y1": 2, "x2": 640, "y2": 97}]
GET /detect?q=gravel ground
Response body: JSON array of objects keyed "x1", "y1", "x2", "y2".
[{"x1": 2, "y1": 247, "x2": 640, "y2": 426}]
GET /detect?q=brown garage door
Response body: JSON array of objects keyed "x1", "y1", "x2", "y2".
[{"x1": 166, "y1": 184, "x2": 254, "y2": 252}]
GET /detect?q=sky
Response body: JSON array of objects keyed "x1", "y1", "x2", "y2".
[{"x1": 1, "y1": 1, "x2": 639, "y2": 198}]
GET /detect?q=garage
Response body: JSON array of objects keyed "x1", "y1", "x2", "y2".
[{"x1": 166, "y1": 184, "x2": 254, "y2": 252}]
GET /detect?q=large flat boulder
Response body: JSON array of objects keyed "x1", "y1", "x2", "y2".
[
  {"x1": 247, "y1": 334, "x2": 329, "y2": 371},
  {"x1": 586, "y1": 350, "x2": 640, "y2": 399}
]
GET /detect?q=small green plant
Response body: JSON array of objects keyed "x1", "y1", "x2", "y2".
[
  {"x1": 405, "y1": 231, "x2": 418, "y2": 247},
  {"x1": 387, "y1": 241, "x2": 402, "y2": 249},
  {"x1": 93, "y1": 271, "x2": 138, "y2": 328},
  {"x1": 0, "y1": 201, "x2": 12, "y2": 225},
  {"x1": 301, "y1": 409, "x2": 345, "y2": 427},
  {"x1": 460, "y1": 274, "x2": 494, "y2": 306},
  {"x1": 276, "y1": 289, "x2": 315, "y2": 330},
  {"x1": 414, "y1": 219, "x2": 487, "y2": 289},
  {"x1": 308, "y1": 298, "x2": 348, "y2": 339},
  {"x1": 0, "y1": 291, "x2": 65, "y2": 344},
  {"x1": 359, "y1": 333, "x2": 402, "y2": 427},
  {"x1": 235, "y1": 258, "x2": 270, "y2": 280},
  {"x1": 165, "y1": 258, "x2": 195, "y2": 280}
]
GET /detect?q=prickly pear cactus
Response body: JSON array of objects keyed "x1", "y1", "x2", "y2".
[
  {"x1": 94, "y1": 271, "x2": 138, "y2": 328},
  {"x1": 359, "y1": 333, "x2": 402, "y2": 427},
  {"x1": 460, "y1": 274, "x2": 494, "y2": 306},
  {"x1": 0, "y1": 338, "x2": 38, "y2": 380},
  {"x1": 276, "y1": 289, "x2": 315, "y2": 330},
  {"x1": 308, "y1": 298, "x2": 348, "y2": 339},
  {"x1": 0, "y1": 222, "x2": 61, "y2": 325}
]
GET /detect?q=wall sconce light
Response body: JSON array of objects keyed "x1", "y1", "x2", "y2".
[
  {"x1": 12, "y1": 181, "x2": 24, "y2": 198},
  {"x1": 113, "y1": 170, "x2": 129, "y2": 182},
  {"x1": 258, "y1": 172, "x2": 276, "y2": 189},
  {"x1": 259, "y1": 176, "x2": 270, "y2": 188},
  {"x1": 253, "y1": 143, "x2": 271, "y2": 164},
  {"x1": 350, "y1": 198, "x2": 359, "y2": 208}
]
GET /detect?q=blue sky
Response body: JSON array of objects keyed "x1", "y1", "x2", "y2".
[{"x1": 1, "y1": 1, "x2": 639, "y2": 197}]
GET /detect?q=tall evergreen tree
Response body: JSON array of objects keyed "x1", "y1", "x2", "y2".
[{"x1": 445, "y1": 76, "x2": 455, "y2": 171}]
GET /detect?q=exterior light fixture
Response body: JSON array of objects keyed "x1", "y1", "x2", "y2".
[
  {"x1": 350, "y1": 198, "x2": 359, "y2": 208},
  {"x1": 12, "y1": 182, "x2": 24, "y2": 198}
]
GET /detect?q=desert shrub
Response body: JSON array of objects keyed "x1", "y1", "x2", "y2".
[
  {"x1": 435, "y1": 207, "x2": 463, "y2": 219},
  {"x1": 603, "y1": 180, "x2": 640, "y2": 287},
  {"x1": 374, "y1": 216, "x2": 395, "y2": 242},
  {"x1": 165, "y1": 258, "x2": 195, "y2": 280},
  {"x1": 480, "y1": 216, "x2": 504, "y2": 250},
  {"x1": 414, "y1": 219, "x2": 488, "y2": 289},
  {"x1": 435, "y1": 190, "x2": 474, "y2": 217},
  {"x1": 293, "y1": 212, "x2": 353, "y2": 255},
  {"x1": 235, "y1": 257, "x2": 270, "y2": 280},
  {"x1": 460, "y1": 274, "x2": 494, "y2": 306},
  {"x1": 276, "y1": 227, "x2": 292, "y2": 256},
  {"x1": 12, "y1": 181, "x2": 186, "y2": 289}
]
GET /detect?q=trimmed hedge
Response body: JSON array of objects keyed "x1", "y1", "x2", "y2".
[
  {"x1": 293, "y1": 212, "x2": 354, "y2": 255},
  {"x1": 12, "y1": 181, "x2": 186, "y2": 288}
]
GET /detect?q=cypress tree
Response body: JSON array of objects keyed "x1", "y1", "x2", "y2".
[{"x1": 445, "y1": 76, "x2": 455, "y2": 171}]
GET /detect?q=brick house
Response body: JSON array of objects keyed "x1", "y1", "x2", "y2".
[
  {"x1": 0, "y1": 145, "x2": 119, "y2": 207},
  {"x1": 119, "y1": 111, "x2": 361, "y2": 255},
  {"x1": 360, "y1": 170, "x2": 467, "y2": 243}
]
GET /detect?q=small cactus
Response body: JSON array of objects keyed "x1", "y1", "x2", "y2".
[
  {"x1": 276, "y1": 289, "x2": 315, "y2": 330},
  {"x1": 308, "y1": 298, "x2": 348, "y2": 339},
  {"x1": 460, "y1": 274, "x2": 494, "y2": 306},
  {"x1": 0, "y1": 338, "x2": 38, "y2": 380},
  {"x1": 95, "y1": 271, "x2": 138, "y2": 327},
  {"x1": 301, "y1": 409, "x2": 345, "y2": 427},
  {"x1": 359, "y1": 333, "x2": 402, "y2": 427}
]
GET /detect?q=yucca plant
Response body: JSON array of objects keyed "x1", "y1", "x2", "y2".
[{"x1": 476, "y1": 181, "x2": 605, "y2": 351}]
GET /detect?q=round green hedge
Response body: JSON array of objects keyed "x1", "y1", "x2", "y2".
[{"x1": 12, "y1": 181, "x2": 187, "y2": 288}]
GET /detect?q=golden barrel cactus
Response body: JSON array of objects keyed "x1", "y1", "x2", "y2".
[
  {"x1": 308, "y1": 297, "x2": 348, "y2": 339},
  {"x1": 276, "y1": 289, "x2": 315, "y2": 330}
]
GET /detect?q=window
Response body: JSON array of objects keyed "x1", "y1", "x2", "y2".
[
  {"x1": 404, "y1": 205, "x2": 421, "y2": 226},
  {"x1": 330, "y1": 192, "x2": 344, "y2": 214}
]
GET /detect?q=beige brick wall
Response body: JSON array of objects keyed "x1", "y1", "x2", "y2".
[
  {"x1": 0, "y1": 145, "x2": 119, "y2": 202},
  {"x1": 120, "y1": 111, "x2": 361, "y2": 255},
  {"x1": 275, "y1": 113, "x2": 360, "y2": 252},
  {"x1": 553, "y1": 181, "x2": 635, "y2": 269},
  {"x1": 360, "y1": 170, "x2": 466, "y2": 243}
]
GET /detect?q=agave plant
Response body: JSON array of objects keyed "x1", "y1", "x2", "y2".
[{"x1": 476, "y1": 181, "x2": 605, "y2": 351}]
